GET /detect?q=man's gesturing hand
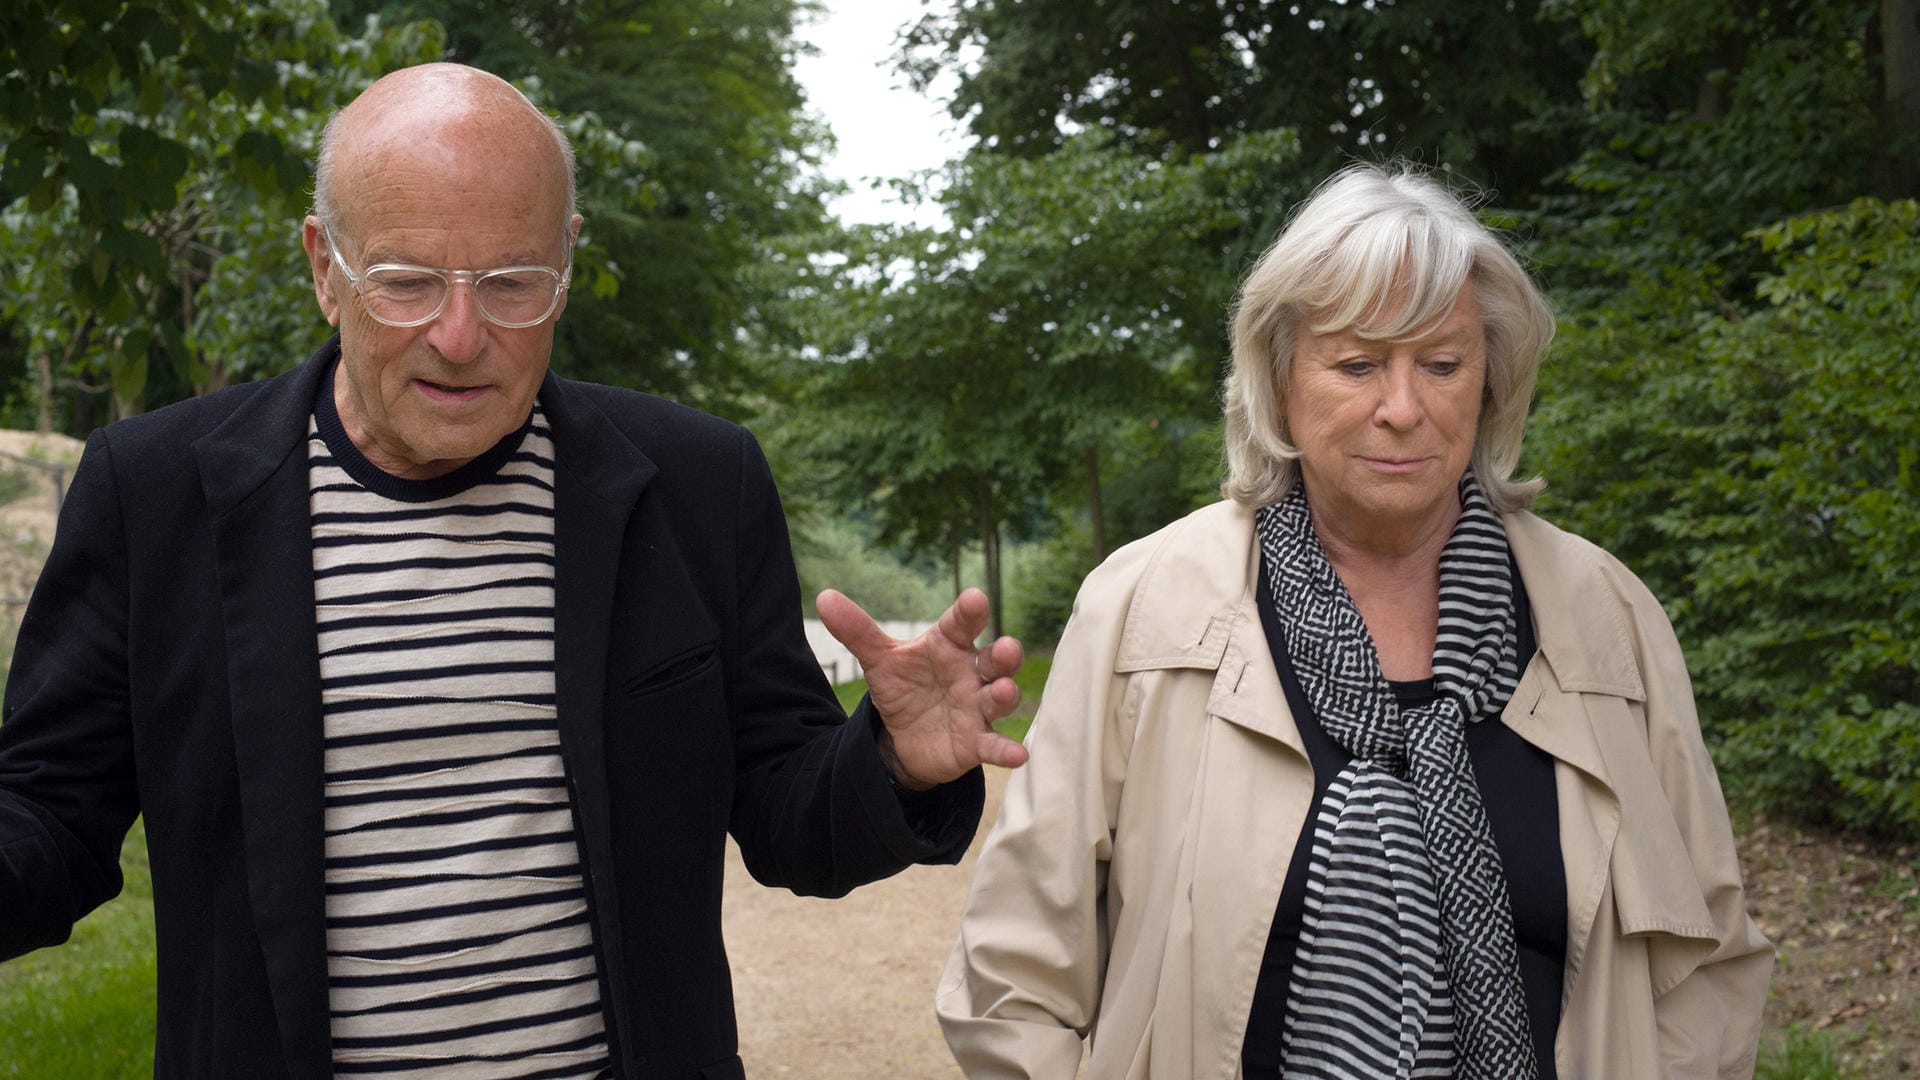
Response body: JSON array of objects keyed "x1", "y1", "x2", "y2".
[{"x1": 815, "y1": 587, "x2": 1029, "y2": 790}]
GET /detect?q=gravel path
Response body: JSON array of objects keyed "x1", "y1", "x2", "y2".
[{"x1": 722, "y1": 766, "x2": 1011, "y2": 1079}]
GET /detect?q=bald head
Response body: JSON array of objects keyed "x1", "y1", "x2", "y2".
[{"x1": 312, "y1": 63, "x2": 576, "y2": 240}]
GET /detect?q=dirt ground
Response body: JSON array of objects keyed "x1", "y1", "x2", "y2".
[
  {"x1": 725, "y1": 768, "x2": 1920, "y2": 1080},
  {"x1": 1742, "y1": 817, "x2": 1920, "y2": 1078},
  {"x1": 0, "y1": 431, "x2": 85, "y2": 655},
  {"x1": 723, "y1": 769, "x2": 1008, "y2": 1078}
]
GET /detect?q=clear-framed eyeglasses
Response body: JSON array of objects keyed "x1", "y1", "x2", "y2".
[{"x1": 324, "y1": 229, "x2": 573, "y2": 329}]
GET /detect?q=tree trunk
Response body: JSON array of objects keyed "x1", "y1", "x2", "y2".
[
  {"x1": 949, "y1": 521, "x2": 962, "y2": 599},
  {"x1": 1085, "y1": 443, "x2": 1106, "y2": 564},
  {"x1": 33, "y1": 352, "x2": 52, "y2": 434},
  {"x1": 1885, "y1": 0, "x2": 1920, "y2": 197},
  {"x1": 976, "y1": 474, "x2": 1001, "y2": 641},
  {"x1": 112, "y1": 388, "x2": 145, "y2": 421},
  {"x1": 47, "y1": 315, "x2": 94, "y2": 435},
  {"x1": 1694, "y1": 31, "x2": 1748, "y2": 122}
]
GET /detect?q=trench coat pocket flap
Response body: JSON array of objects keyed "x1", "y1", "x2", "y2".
[
  {"x1": 1592, "y1": 692, "x2": 1718, "y2": 950},
  {"x1": 1609, "y1": 800, "x2": 1720, "y2": 996}
]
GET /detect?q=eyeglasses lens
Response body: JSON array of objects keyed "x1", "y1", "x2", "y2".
[{"x1": 361, "y1": 268, "x2": 561, "y2": 327}]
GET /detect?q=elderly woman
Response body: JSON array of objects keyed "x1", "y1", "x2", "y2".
[{"x1": 935, "y1": 165, "x2": 1773, "y2": 1079}]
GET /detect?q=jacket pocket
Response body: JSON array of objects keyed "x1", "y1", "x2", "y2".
[
  {"x1": 621, "y1": 642, "x2": 719, "y2": 697},
  {"x1": 695, "y1": 1053, "x2": 745, "y2": 1079}
]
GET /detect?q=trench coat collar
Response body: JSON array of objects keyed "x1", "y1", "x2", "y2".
[
  {"x1": 1502, "y1": 511, "x2": 1645, "y2": 701},
  {"x1": 1111, "y1": 501, "x2": 1303, "y2": 756},
  {"x1": 190, "y1": 337, "x2": 658, "y2": 1076},
  {"x1": 1497, "y1": 510, "x2": 1651, "y2": 789},
  {"x1": 1109, "y1": 499, "x2": 1659, "y2": 766}
]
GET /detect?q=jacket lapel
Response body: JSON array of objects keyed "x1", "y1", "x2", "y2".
[
  {"x1": 537, "y1": 374, "x2": 655, "y2": 1066},
  {"x1": 192, "y1": 342, "x2": 334, "y2": 1078}
]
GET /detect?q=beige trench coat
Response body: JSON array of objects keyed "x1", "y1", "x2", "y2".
[{"x1": 937, "y1": 501, "x2": 1773, "y2": 1079}]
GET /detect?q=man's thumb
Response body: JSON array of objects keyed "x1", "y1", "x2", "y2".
[{"x1": 816, "y1": 589, "x2": 892, "y2": 665}]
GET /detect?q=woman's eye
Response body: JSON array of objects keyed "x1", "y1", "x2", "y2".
[{"x1": 1339, "y1": 360, "x2": 1374, "y2": 377}]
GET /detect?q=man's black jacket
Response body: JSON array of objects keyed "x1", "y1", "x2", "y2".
[{"x1": 0, "y1": 338, "x2": 983, "y2": 1078}]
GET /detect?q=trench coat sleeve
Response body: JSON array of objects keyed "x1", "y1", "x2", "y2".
[
  {"x1": 0, "y1": 431, "x2": 140, "y2": 959},
  {"x1": 1626, "y1": 577, "x2": 1774, "y2": 1078},
  {"x1": 935, "y1": 540, "x2": 1150, "y2": 1076}
]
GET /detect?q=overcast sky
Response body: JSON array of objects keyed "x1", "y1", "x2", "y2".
[{"x1": 792, "y1": 0, "x2": 966, "y2": 227}]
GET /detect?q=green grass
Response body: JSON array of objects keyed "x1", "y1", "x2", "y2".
[
  {"x1": 0, "y1": 819, "x2": 158, "y2": 1079},
  {"x1": 1756, "y1": 1025, "x2": 1857, "y2": 1080}
]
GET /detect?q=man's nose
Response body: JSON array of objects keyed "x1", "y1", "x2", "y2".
[{"x1": 425, "y1": 280, "x2": 487, "y2": 362}]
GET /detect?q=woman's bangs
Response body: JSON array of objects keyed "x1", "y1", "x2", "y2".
[{"x1": 1303, "y1": 214, "x2": 1473, "y2": 340}]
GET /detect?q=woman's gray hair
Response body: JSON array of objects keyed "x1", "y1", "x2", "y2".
[{"x1": 1221, "y1": 163, "x2": 1555, "y2": 511}]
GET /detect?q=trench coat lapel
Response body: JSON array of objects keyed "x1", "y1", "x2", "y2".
[
  {"x1": 536, "y1": 373, "x2": 656, "y2": 1067},
  {"x1": 192, "y1": 344, "x2": 334, "y2": 1077}
]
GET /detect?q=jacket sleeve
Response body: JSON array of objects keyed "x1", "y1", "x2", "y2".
[
  {"x1": 935, "y1": 543, "x2": 1146, "y2": 1077},
  {"x1": 722, "y1": 427, "x2": 983, "y2": 897},
  {"x1": 0, "y1": 431, "x2": 140, "y2": 960},
  {"x1": 1628, "y1": 583, "x2": 1775, "y2": 1078}
]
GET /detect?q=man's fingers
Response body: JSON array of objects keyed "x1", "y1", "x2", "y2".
[
  {"x1": 981, "y1": 676, "x2": 1022, "y2": 718},
  {"x1": 934, "y1": 588, "x2": 990, "y2": 650},
  {"x1": 986, "y1": 635, "x2": 1023, "y2": 679},
  {"x1": 969, "y1": 634, "x2": 1024, "y2": 684},
  {"x1": 975, "y1": 729, "x2": 1030, "y2": 770},
  {"x1": 816, "y1": 589, "x2": 896, "y2": 665}
]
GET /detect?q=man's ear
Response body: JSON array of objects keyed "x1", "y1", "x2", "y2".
[
  {"x1": 302, "y1": 216, "x2": 341, "y2": 327},
  {"x1": 550, "y1": 212, "x2": 586, "y2": 321}
]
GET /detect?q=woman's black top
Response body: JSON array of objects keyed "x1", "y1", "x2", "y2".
[{"x1": 1239, "y1": 558, "x2": 1566, "y2": 1077}]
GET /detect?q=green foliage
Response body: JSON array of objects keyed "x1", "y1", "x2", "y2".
[
  {"x1": 1530, "y1": 1, "x2": 1879, "y2": 303},
  {"x1": 788, "y1": 127, "x2": 1289, "y2": 631},
  {"x1": 881, "y1": 0, "x2": 1919, "y2": 840},
  {"x1": 3, "y1": 0, "x2": 816, "y2": 430},
  {"x1": 992, "y1": 651, "x2": 1054, "y2": 745},
  {"x1": 336, "y1": 0, "x2": 836, "y2": 412},
  {"x1": 1531, "y1": 198, "x2": 1920, "y2": 836},
  {"x1": 0, "y1": 1, "x2": 445, "y2": 422},
  {"x1": 1003, "y1": 529, "x2": 1094, "y2": 646},
  {"x1": 793, "y1": 516, "x2": 949, "y2": 622},
  {"x1": 902, "y1": 0, "x2": 1593, "y2": 204},
  {"x1": 0, "y1": 820, "x2": 156, "y2": 1078},
  {"x1": 830, "y1": 677, "x2": 866, "y2": 714},
  {"x1": 1004, "y1": 422, "x2": 1221, "y2": 643}
]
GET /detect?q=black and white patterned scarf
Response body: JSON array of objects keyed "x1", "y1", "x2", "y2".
[{"x1": 1257, "y1": 472, "x2": 1537, "y2": 1080}]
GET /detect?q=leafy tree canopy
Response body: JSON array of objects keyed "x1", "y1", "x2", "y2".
[
  {"x1": 900, "y1": 0, "x2": 1594, "y2": 202},
  {"x1": 1, "y1": 0, "x2": 443, "y2": 424}
]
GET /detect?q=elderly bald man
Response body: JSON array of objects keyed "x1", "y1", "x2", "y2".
[{"x1": 0, "y1": 63, "x2": 1025, "y2": 1079}]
